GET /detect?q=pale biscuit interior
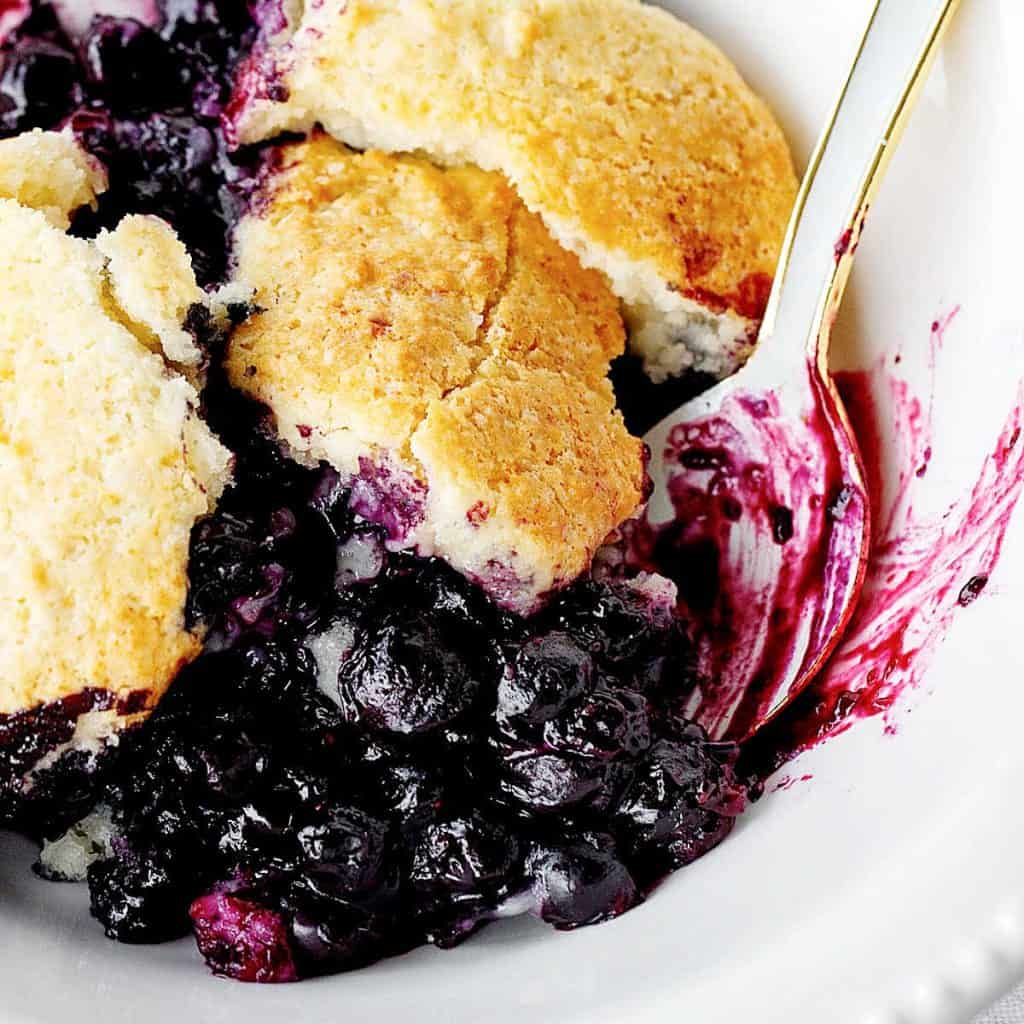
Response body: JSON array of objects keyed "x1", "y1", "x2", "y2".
[{"x1": 0, "y1": 127, "x2": 107, "y2": 230}]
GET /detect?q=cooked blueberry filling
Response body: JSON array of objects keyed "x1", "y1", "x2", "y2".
[{"x1": 1, "y1": 0, "x2": 746, "y2": 983}]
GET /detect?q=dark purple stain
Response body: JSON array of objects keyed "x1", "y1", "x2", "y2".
[
  {"x1": 739, "y1": 396, "x2": 772, "y2": 419},
  {"x1": 915, "y1": 445, "x2": 932, "y2": 478},
  {"x1": 605, "y1": 366, "x2": 869, "y2": 744},
  {"x1": 770, "y1": 506, "x2": 794, "y2": 544},
  {"x1": 746, "y1": 310, "x2": 1024, "y2": 780},
  {"x1": 834, "y1": 228, "x2": 854, "y2": 262},
  {"x1": 679, "y1": 447, "x2": 729, "y2": 470},
  {"x1": 957, "y1": 574, "x2": 989, "y2": 606}
]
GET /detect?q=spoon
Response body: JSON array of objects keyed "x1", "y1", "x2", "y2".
[{"x1": 633, "y1": 0, "x2": 962, "y2": 742}]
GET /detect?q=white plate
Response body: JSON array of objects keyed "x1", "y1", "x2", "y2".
[{"x1": 3, "y1": 1, "x2": 1024, "y2": 1022}]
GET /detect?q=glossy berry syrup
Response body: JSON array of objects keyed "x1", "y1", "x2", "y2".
[
  {"x1": 0, "y1": 1, "x2": 744, "y2": 981},
  {"x1": 78, "y1": 371, "x2": 745, "y2": 979}
]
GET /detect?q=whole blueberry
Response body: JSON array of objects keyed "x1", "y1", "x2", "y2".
[
  {"x1": 358, "y1": 739, "x2": 445, "y2": 826},
  {"x1": 195, "y1": 729, "x2": 271, "y2": 803},
  {"x1": 205, "y1": 762, "x2": 328, "y2": 873},
  {"x1": 401, "y1": 558, "x2": 515, "y2": 638},
  {"x1": 0, "y1": 38, "x2": 82, "y2": 132},
  {"x1": 612, "y1": 737, "x2": 737, "y2": 850},
  {"x1": 497, "y1": 632, "x2": 594, "y2": 727},
  {"x1": 234, "y1": 641, "x2": 317, "y2": 707},
  {"x1": 288, "y1": 899, "x2": 399, "y2": 974},
  {"x1": 498, "y1": 752, "x2": 607, "y2": 813},
  {"x1": 542, "y1": 687, "x2": 651, "y2": 760},
  {"x1": 296, "y1": 806, "x2": 387, "y2": 895},
  {"x1": 338, "y1": 609, "x2": 484, "y2": 734},
  {"x1": 82, "y1": 17, "x2": 183, "y2": 112},
  {"x1": 546, "y1": 581, "x2": 666, "y2": 667},
  {"x1": 243, "y1": 765, "x2": 329, "y2": 837},
  {"x1": 88, "y1": 847, "x2": 197, "y2": 943},
  {"x1": 527, "y1": 836, "x2": 640, "y2": 929},
  {"x1": 630, "y1": 809, "x2": 736, "y2": 886},
  {"x1": 185, "y1": 510, "x2": 267, "y2": 625},
  {"x1": 408, "y1": 813, "x2": 520, "y2": 898}
]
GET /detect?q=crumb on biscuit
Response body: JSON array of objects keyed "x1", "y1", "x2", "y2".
[
  {"x1": 0, "y1": 128, "x2": 107, "y2": 229},
  {"x1": 97, "y1": 214, "x2": 210, "y2": 367}
]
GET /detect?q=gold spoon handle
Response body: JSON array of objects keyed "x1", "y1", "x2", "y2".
[{"x1": 756, "y1": 0, "x2": 963, "y2": 378}]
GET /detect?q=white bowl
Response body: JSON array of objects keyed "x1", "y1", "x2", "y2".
[{"x1": 3, "y1": 1, "x2": 1023, "y2": 1022}]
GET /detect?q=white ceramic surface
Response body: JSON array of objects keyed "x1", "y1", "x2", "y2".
[{"x1": 3, "y1": 1, "x2": 1023, "y2": 1022}]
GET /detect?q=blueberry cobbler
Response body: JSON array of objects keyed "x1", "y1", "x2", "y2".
[{"x1": 0, "y1": 0, "x2": 797, "y2": 982}]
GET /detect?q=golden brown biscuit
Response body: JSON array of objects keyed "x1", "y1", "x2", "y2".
[
  {"x1": 232, "y1": 0, "x2": 798, "y2": 381},
  {"x1": 0, "y1": 154, "x2": 231, "y2": 742},
  {"x1": 411, "y1": 368, "x2": 646, "y2": 608},
  {"x1": 227, "y1": 137, "x2": 644, "y2": 611}
]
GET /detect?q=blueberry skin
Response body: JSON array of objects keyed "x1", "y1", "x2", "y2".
[
  {"x1": 542, "y1": 686, "x2": 651, "y2": 761},
  {"x1": 405, "y1": 813, "x2": 523, "y2": 949},
  {"x1": 296, "y1": 805, "x2": 388, "y2": 895},
  {"x1": 0, "y1": 37, "x2": 82, "y2": 133},
  {"x1": 408, "y1": 813, "x2": 520, "y2": 897},
  {"x1": 543, "y1": 581, "x2": 657, "y2": 665},
  {"x1": 612, "y1": 737, "x2": 731, "y2": 850},
  {"x1": 82, "y1": 17, "x2": 184, "y2": 113},
  {"x1": 498, "y1": 751, "x2": 608, "y2": 813},
  {"x1": 185, "y1": 511, "x2": 268, "y2": 624},
  {"x1": 338, "y1": 609, "x2": 485, "y2": 735},
  {"x1": 527, "y1": 836, "x2": 641, "y2": 929},
  {"x1": 88, "y1": 847, "x2": 199, "y2": 943},
  {"x1": 357, "y1": 738, "x2": 446, "y2": 826},
  {"x1": 496, "y1": 632, "x2": 594, "y2": 727},
  {"x1": 287, "y1": 900, "x2": 396, "y2": 974}
]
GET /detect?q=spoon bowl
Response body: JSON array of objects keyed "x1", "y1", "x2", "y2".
[
  {"x1": 640, "y1": 343, "x2": 869, "y2": 742},
  {"x1": 631, "y1": 0, "x2": 961, "y2": 741}
]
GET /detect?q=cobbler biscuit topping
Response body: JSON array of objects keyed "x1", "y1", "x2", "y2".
[
  {"x1": 0, "y1": 126, "x2": 105, "y2": 226},
  {"x1": 227, "y1": 137, "x2": 645, "y2": 610},
  {"x1": 231, "y1": 0, "x2": 798, "y2": 381},
  {"x1": 0, "y1": 137, "x2": 231, "y2": 723}
]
